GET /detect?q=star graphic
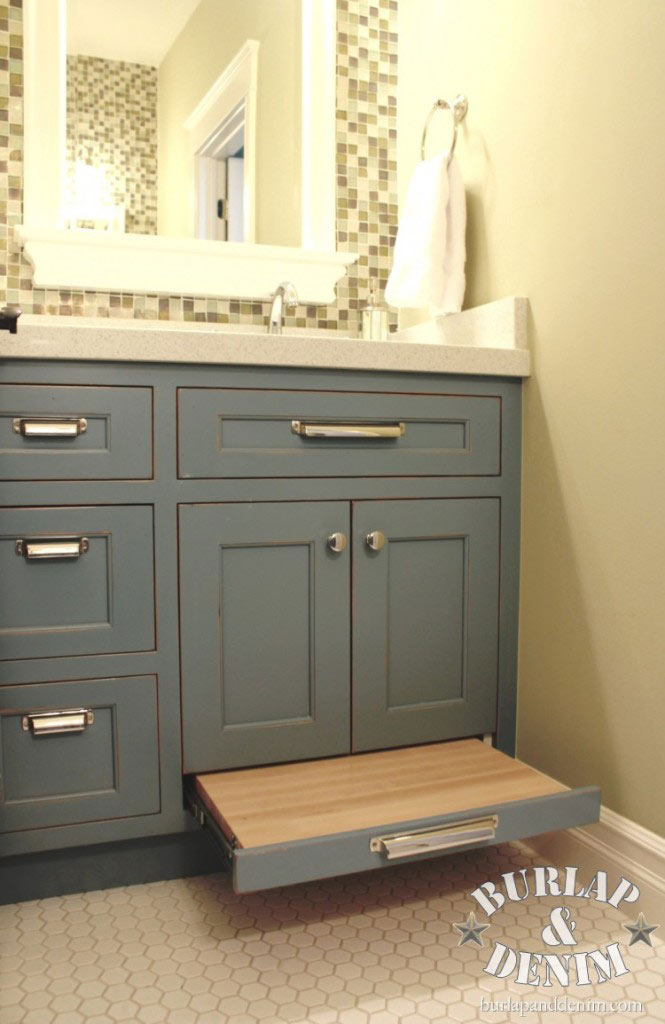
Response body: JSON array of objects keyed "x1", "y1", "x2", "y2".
[
  {"x1": 623, "y1": 913, "x2": 660, "y2": 947},
  {"x1": 453, "y1": 911, "x2": 490, "y2": 947}
]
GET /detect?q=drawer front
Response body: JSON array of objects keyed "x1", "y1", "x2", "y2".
[
  {"x1": 228, "y1": 788, "x2": 601, "y2": 892},
  {"x1": 0, "y1": 385, "x2": 152, "y2": 479},
  {"x1": 0, "y1": 506, "x2": 155, "y2": 660},
  {"x1": 178, "y1": 388, "x2": 501, "y2": 478},
  {"x1": 0, "y1": 675, "x2": 160, "y2": 832},
  {"x1": 190, "y1": 739, "x2": 601, "y2": 893}
]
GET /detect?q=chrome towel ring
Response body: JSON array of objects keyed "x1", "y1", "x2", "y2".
[{"x1": 420, "y1": 94, "x2": 468, "y2": 165}]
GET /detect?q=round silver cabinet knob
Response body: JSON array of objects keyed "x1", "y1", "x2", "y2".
[
  {"x1": 327, "y1": 532, "x2": 348, "y2": 553},
  {"x1": 366, "y1": 530, "x2": 387, "y2": 551}
]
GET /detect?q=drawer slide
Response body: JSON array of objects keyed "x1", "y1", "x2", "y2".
[{"x1": 187, "y1": 739, "x2": 600, "y2": 893}]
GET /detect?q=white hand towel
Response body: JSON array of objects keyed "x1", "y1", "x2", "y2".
[{"x1": 385, "y1": 153, "x2": 466, "y2": 314}]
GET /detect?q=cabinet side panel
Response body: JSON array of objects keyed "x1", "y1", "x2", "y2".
[{"x1": 496, "y1": 381, "x2": 522, "y2": 755}]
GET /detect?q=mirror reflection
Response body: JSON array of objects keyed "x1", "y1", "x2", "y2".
[{"x1": 65, "y1": 0, "x2": 301, "y2": 246}]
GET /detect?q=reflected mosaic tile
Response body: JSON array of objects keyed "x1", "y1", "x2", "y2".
[
  {"x1": 1, "y1": 842, "x2": 664, "y2": 1023},
  {"x1": 0, "y1": 0, "x2": 398, "y2": 333},
  {"x1": 67, "y1": 55, "x2": 158, "y2": 236}
]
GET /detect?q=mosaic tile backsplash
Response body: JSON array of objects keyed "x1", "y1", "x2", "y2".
[
  {"x1": 66, "y1": 55, "x2": 158, "y2": 236},
  {"x1": 0, "y1": 0, "x2": 398, "y2": 333}
]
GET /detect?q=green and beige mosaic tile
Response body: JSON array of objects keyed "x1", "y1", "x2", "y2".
[
  {"x1": 0, "y1": 0, "x2": 24, "y2": 305},
  {"x1": 0, "y1": 0, "x2": 398, "y2": 333}
]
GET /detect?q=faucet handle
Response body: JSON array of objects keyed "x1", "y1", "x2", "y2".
[{"x1": 276, "y1": 281, "x2": 298, "y2": 308}]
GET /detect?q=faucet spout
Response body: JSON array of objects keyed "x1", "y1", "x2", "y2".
[{"x1": 268, "y1": 281, "x2": 298, "y2": 334}]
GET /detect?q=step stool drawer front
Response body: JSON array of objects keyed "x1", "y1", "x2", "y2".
[
  {"x1": 0, "y1": 675, "x2": 160, "y2": 832},
  {"x1": 190, "y1": 739, "x2": 601, "y2": 892},
  {"x1": 0, "y1": 385, "x2": 153, "y2": 480},
  {"x1": 178, "y1": 388, "x2": 501, "y2": 478},
  {"x1": 0, "y1": 505, "x2": 155, "y2": 660}
]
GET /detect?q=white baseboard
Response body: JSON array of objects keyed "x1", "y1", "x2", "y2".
[{"x1": 525, "y1": 807, "x2": 665, "y2": 920}]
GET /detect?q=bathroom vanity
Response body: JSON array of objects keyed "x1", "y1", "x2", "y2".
[{"x1": 0, "y1": 315, "x2": 600, "y2": 899}]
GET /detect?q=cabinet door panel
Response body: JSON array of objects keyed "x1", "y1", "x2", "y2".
[
  {"x1": 179, "y1": 502, "x2": 350, "y2": 771},
  {"x1": 352, "y1": 499, "x2": 500, "y2": 750}
]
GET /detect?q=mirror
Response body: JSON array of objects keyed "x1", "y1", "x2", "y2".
[
  {"x1": 19, "y1": 0, "x2": 354, "y2": 303},
  {"x1": 65, "y1": 0, "x2": 301, "y2": 247}
]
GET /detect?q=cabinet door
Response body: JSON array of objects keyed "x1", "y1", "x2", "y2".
[
  {"x1": 179, "y1": 501, "x2": 350, "y2": 772},
  {"x1": 352, "y1": 499, "x2": 500, "y2": 750}
]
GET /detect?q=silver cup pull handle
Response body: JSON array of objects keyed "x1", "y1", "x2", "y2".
[
  {"x1": 22, "y1": 708, "x2": 95, "y2": 736},
  {"x1": 13, "y1": 417, "x2": 87, "y2": 437},
  {"x1": 16, "y1": 538, "x2": 89, "y2": 560},
  {"x1": 366, "y1": 531, "x2": 386, "y2": 551}
]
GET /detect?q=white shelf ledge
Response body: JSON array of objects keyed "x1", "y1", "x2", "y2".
[{"x1": 15, "y1": 226, "x2": 357, "y2": 304}]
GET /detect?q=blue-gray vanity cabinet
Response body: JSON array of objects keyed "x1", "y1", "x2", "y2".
[
  {"x1": 0, "y1": 505, "x2": 155, "y2": 661},
  {"x1": 0, "y1": 359, "x2": 601, "y2": 902},
  {"x1": 179, "y1": 501, "x2": 351, "y2": 772},
  {"x1": 352, "y1": 498, "x2": 500, "y2": 751},
  {"x1": 0, "y1": 675, "x2": 160, "y2": 832}
]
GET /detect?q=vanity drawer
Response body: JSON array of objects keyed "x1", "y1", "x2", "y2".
[
  {"x1": 0, "y1": 385, "x2": 153, "y2": 480},
  {"x1": 0, "y1": 505, "x2": 155, "y2": 661},
  {"x1": 188, "y1": 739, "x2": 600, "y2": 893},
  {"x1": 177, "y1": 388, "x2": 501, "y2": 478},
  {"x1": 0, "y1": 675, "x2": 160, "y2": 832}
]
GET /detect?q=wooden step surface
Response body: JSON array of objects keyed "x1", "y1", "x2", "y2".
[{"x1": 194, "y1": 739, "x2": 568, "y2": 849}]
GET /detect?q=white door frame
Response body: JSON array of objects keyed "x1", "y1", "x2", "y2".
[{"x1": 185, "y1": 40, "x2": 258, "y2": 244}]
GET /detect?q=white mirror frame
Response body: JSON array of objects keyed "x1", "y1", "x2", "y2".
[{"x1": 16, "y1": 0, "x2": 356, "y2": 303}]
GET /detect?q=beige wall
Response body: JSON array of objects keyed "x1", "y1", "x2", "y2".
[
  {"x1": 398, "y1": 0, "x2": 665, "y2": 836},
  {"x1": 158, "y1": 0, "x2": 301, "y2": 245}
]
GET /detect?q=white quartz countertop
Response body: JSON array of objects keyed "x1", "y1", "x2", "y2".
[{"x1": 0, "y1": 298, "x2": 530, "y2": 378}]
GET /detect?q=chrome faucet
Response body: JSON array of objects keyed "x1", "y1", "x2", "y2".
[{"x1": 268, "y1": 281, "x2": 298, "y2": 334}]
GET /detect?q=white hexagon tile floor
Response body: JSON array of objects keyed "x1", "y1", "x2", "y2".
[{"x1": 1, "y1": 841, "x2": 664, "y2": 1024}]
